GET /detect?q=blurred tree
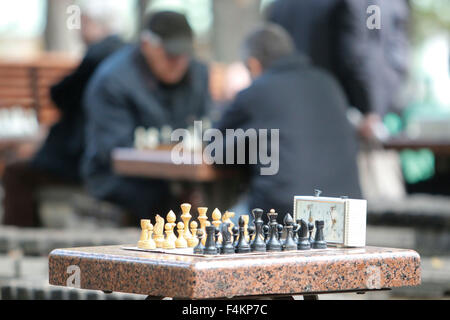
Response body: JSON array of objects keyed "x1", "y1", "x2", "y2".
[
  {"x1": 44, "y1": 0, "x2": 82, "y2": 52},
  {"x1": 137, "y1": 0, "x2": 152, "y2": 33},
  {"x1": 411, "y1": 0, "x2": 450, "y2": 45}
]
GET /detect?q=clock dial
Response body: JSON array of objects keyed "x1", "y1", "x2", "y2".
[{"x1": 294, "y1": 198, "x2": 345, "y2": 244}]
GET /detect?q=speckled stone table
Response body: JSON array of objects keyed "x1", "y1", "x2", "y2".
[{"x1": 48, "y1": 245, "x2": 421, "y2": 300}]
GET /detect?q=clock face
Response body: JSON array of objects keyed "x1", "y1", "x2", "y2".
[{"x1": 294, "y1": 197, "x2": 346, "y2": 244}]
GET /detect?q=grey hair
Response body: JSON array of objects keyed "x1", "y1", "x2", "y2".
[
  {"x1": 242, "y1": 23, "x2": 295, "y2": 70},
  {"x1": 77, "y1": 0, "x2": 126, "y2": 34}
]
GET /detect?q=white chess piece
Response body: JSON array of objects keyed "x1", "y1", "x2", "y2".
[
  {"x1": 134, "y1": 127, "x2": 147, "y2": 150},
  {"x1": 146, "y1": 127, "x2": 160, "y2": 149},
  {"x1": 160, "y1": 125, "x2": 172, "y2": 145}
]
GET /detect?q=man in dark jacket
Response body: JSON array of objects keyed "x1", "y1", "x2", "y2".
[
  {"x1": 82, "y1": 12, "x2": 211, "y2": 220},
  {"x1": 268, "y1": 0, "x2": 410, "y2": 139},
  {"x1": 2, "y1": 12, "x2": 125, "y2": 227},
  {"x1": 217, "y1": 24, "x2": 362, "y2": 219}
]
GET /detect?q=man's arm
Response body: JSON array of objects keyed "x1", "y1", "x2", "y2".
[
  {"x1": 50, "y1": 53, "x2": 99, "y2": 113},
  {"x1": 333, "y1": 0, "x2": 378, "y2": 115},
  {"x1": 216, "y1": 91, "x2": 252, "y2": 132},
  {"x1": 83, "y1": 77, "x2": 135, "y2": 171},
  {"x1": 215, "y1": 90, "x2": 253, "y2": 167},
  {"x1": 51, "y1": 37, "x2": 123, "y2": 113}
]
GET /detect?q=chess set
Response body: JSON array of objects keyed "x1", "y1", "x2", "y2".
[
  {"x1": 0, "y1": 106, "x2": 39, "y2": 139},
  {"x1": 125, "y1": 192, "x2": 367, "y2": 257},
  {"x1": 134, "y1": 118, "x2": 212, "y2": 151}
]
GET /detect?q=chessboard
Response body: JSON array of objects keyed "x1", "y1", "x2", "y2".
[
  {"x1": 121, "y1": 245, "x2": 337, "y2": 259},
  {"x1": 133, "y1": 203, "x2": 333, "y2": 257}
]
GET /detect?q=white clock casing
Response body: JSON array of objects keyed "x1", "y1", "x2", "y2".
[{"x1": 293, "y1": 196, "x2": 367, "y2": 247}]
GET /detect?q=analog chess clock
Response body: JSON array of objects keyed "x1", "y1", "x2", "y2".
[{"x1": 293, "y1": 190, "x2": 367, "y2": 247}]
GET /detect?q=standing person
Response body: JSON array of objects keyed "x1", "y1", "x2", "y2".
[
  {"x1": 216, "y1": 24, "x2": 362, "y2": 220},
  {"x1": 82, "y1": 11, "x2": 211, "y2": 221},
  {"x1": 267, "y1": 0, "x2": 411, "y2": 140},
  {"x1": 2, "y1": 3, "x2": 125, "y2": 227}
]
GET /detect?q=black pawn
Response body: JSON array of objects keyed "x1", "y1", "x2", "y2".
[
  {"x1": 251, "y1": 208, "x2": 266, "y2": 252},
  {"x1": 215, "y1": 227, "x2": 222, "y2": 254},
  {"x1": 308, "y1": 222, "x2": 315, "y2": 244},
  {"x1": 221, "y1": 223, "x2": 235, "y2": 254},
  {"x1": 266, "y1": 209, "x2": 282, "y2": 252},
  {"x1": 204, "y1": 226, "x2": 218, "y2": 255},
  {"x1": 283, "y1": 214, "x2": 297, "y2": 251},
  {"x1": 292, "y1": 222, "x2": 300, "y2": 243},
  {"x1": 193, "y1": 229, "x2": 205, "y2": 254},
  {"x1": 262, "y1": 225, "x2": 269, "y2": 242},
  {"x1": 277, "y1": 224, "x2": 284, "y2": 246},
  {"x1": 312, "y1": 220, "x2": 327, "y2": 249},
  {"x1": 248, "y1": 225, "x2": 255, "y2": 242},
  {"x1": 232, "y1": 226, "x2": 239, "y2": 249},
  {"x1": 236, "y1": 216, "x2": 251, "y2": 253},
  {"x1": 297, "y1": 219, "x2": 311, "y2": 250}
]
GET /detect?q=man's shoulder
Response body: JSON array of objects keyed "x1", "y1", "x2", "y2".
[
  {"x1": 87, "y1": 45, "x2": 138, "y2": 89},
  {"x1": 85, "y1": 35, "x2": 125, "y2": 62}
]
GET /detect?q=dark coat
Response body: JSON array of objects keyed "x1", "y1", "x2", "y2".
[
  {"x1": 268, "y1": 0, "x2": 410, "y2": 115},
  {"x1": 268, "y1": 0, "x2": 340, "y2": 73},
  {"x1": 81, "y1": 45, "x2": 211, "y2": 217},
  {"x1": 217, "y1": 55, "x2": 362, "y2": 216},
  {"x1": 31, "y1": 35, "x2": 125, "y2": 181}
]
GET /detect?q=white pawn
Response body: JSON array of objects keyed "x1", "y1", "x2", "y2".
[
  {"x1": 175, "y1": 222, "x2": 188, "y2": 248},
  {"x1": 134, "y1": 127, "x2": 147, "y2": 150},
  {"x1": 147, "y1": 127, "x2": 160, "y2": 149}
]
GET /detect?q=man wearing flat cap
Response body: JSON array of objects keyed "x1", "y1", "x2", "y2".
[{"x1": 82, "y1": 11, "x2": 211, "y2": 221}]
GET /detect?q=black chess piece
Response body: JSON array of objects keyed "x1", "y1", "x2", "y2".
[
  {"x1": 292, "y1": 221, "x2": 300, "y2": 243},
  {"x1": 262, "y1": 224, "x2": 269, "y2": 242},
  {"x1": 193, "y1": 229, "x2": 205, "y2": 254},
  {"x1": 312, "y1": 220, "x2": 327, "y2": 249},
  {"x1": 221, "y1": 223, "x2": 235, "y2": 254},
  {"x1": 251, "y1": 208, "x2": 266, "y2": 252},
  {"x1": 248, "y1": 225, "x2": 255, "y2": 242},
  {"x1": 297, "y1": 219, "x2": 311, "y2": 250},
  {"x1": 236, "y1": 216, "x2": 251, "y2": 253},
  {"x1": 277, "y1": 223, "x2": 284, "y2": 246},
  {"x1": 215, "y1": 227, "x2": 222, "y2": 254},
  {"x1": 204, "y1": 226, "x2": 218, "y2": 255},
  {"x1": 232, "y1": 226, "x2": 239, "y2": 249},
  {"x1": 308, "y1": 222, "x2": 315, "y2": 245},
  {"x1": 266, "y1": 209, "x2": 282, "y2": 252},
  {"x1": 282, "y1": 214, "x2": 297, "y2": 251}
]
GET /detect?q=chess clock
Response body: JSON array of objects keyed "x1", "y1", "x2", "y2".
[{"x1": 293, "y1": 190, "x2": 367, "y2": 247}]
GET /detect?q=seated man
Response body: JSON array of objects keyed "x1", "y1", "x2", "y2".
[
  {"x1": 82, "y1": 11, "x2": 211, "y2": 221},
  {"x1": 217, "y1": 24, "x2": 362, "y2": 220},
  {"x1": 2, "y1": 4, "x2": 125, "y2": 227}
]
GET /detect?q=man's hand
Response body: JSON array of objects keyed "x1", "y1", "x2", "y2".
[{"x1": 358, "y1": 113, "x2": 389, "y2": 141}]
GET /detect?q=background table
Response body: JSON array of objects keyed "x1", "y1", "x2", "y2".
[
  {"x1": 383, "y1": 137, "x2": 450, "y2": 156},
  {"x1": 112, "y1": 148, "x2": 244, "y2": 210},
  {"x1": 112, "y1": 147, "x2": 234, "y2": 182},
  {"x1": 49, "y1": 245, "x2": 421, "y2": 300}
]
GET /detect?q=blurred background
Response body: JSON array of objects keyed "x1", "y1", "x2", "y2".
[{"x1": 0, "y1": 0, "x2": 449, "y2": 300}]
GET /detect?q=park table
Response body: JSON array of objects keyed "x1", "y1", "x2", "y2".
[
  {"x1": 383, "y1": 137, "x2": 450, "y2": 156},
  {"x1": 112, "y1": 147, "x2": 242, "y2": 210},
  {"x1": 112, "y1": 147, "x2": 237, "y2": 182},
  {"x1": 48, "y1": 245, "x2": 420, "y2": 300}
]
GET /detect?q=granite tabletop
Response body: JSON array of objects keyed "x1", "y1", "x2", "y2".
[{"x1": 48, "y1": 245, "x2": 421, "y2": 299}]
